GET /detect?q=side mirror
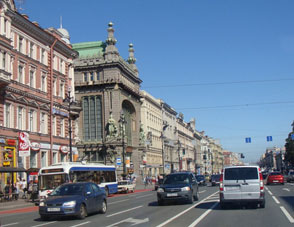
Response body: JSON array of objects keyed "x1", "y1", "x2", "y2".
[{"x1": 86, "y1": 191, "x2": 91, "y2": 195}]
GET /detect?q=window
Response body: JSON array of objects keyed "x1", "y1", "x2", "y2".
[
  {"x1": 41, "y1": 74, "x2": 47, "y2": 92},
  {"x1": 83, "y1": 96, "x2": 103, "y2": 141},
  {"x1": 29, "y1": 42, "x2": 34, "y2": 58},
  {"x1": 53, "y1": 152, "x2": 57, "y2": 164},
  {"x1": 2, "y1": 51, "x2": 6, "y2": 70},
  {"x1": 53, "y1": 116, "x2": 56, "y2": 136},
  {"x1": 53, "y1": 79, "x2": 57, "y2": 96},
  {"x1": 40, "y1": 112, "x2": 47, "y2": 134},
  {"x1": 84, "y1": 72, "x2": 88, "y2": 82},
  {"x1": 4, "y1": 103, "x2": 12, "y2": 128},
  {"x1": 18, "y1": 65, "x2": 24, "y2": 83},
  {"x1": 41, "y1": 49, "x2": 45, "y2": 64},
  {"x1": 29, "y1": 70, "x2": 35, "y2": 88},
  {"x1": 60, "y1": 81, "x2": 65, "y2": 99},
  {"x1": 29, "y1": 109, "x2": 35, "y2": 132},
  {"x1": 18, "y1": 36, "x2": 23, "y2": 53},
  {"x1": 90, "y1": 72, "x2": 94, "y2": 81},
  {"x1": 17, "y1": 106, "x2": 25, "y2": 130},
  {"x1": 60, "y1": 118, "x2": 64, "y2": 137},
  {"x1": 30, "y1": 151, "x2": 37, "y2": 168},
  {"x1": 61, "y1": 153, "x2": 66, "y2": 162},
  {"x1": 41, "y1": 151, "x2": 47, "y2": 167},
  {"x1": 224, "y1": 167, "x2": 258, "y2": 180},
  {"x1": 96, "y1": 71, "x2": 100, "y2": 80},
  {"x1": 4, "y1": 19, "x2": 7, "y2": 35}
]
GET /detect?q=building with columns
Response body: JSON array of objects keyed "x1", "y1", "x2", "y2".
[
  {"x1": 0, "y1": 0, "x2": 78, "y2": 185},
  {"x1": 73, "y1": 22, "x2": 143, "y2": 181}
]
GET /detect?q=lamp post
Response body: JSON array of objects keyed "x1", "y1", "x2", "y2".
[
  {"x1": 178, "y1": 140, "x2": 181, "y2": 172},
  {"x1": 119, "y1": 111, "x2": 126, "y2": 178},
  {"x1": 63, "y1": 88, "x2": 75, "y2": 162},
  {"x1": 161, "y1": 123, "x2": 169, "y2": 175}
]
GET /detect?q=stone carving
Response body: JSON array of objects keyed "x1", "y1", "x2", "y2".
[
  {"x1": 139, "y1": 123, "x2": 145, "y2": 146},
  {"x1": 105, "y1": 112, "x2": 118, "y2": 139}
]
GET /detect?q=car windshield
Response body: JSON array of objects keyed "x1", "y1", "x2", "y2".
[
  {"x1": 118, "y1": 181, "x2": 128, "y2": 185},
  {"x1": 224, "y1": 167, "x2": 258, "y2": 180},
  {"x1": 270, "y1": 172, "x2": 282, "y2": 176},
  {"x1": 196, "y1": 175, "x2": 204, "y2": 180},
  {"x1": 50, "y1": 184, "x2": 84, "y2": 196},
  {"x1": 163, "y1": 174, "x2": 190, "y2": 184}
]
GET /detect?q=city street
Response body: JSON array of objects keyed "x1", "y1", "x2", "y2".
[{"x1": 1, "y1": 183, "x2": 293, "y2": 227}]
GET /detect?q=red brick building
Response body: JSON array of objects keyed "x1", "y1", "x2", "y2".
[{"x1": 0, "y1": 0, "x2": 78, "y2": 186}]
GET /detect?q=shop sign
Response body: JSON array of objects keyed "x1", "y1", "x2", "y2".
[
  {"x1": 31, "y1": 142, "x2": 41, "y2": 151},
  {"x1": 126, "y1": 157, "x2": 130, "y2": 168},
  {"x1": 60, "y1": 145, "x2": 69, "y2": 154},
  {"x1": 3, "y1": 161, "x2": 10, "y2": 166},
  {"x1": 6, "y1": 139, "x2": 16, "y2": 146},
  {"x1": 18, "y1": 132, "x2": 30, "y2": 157},
  {"x1": 0, "y1": 138, "x2": 5, "y2": 144},
  {"x1": 52, "y1": 108, "x2": 69, "y2": 117}
]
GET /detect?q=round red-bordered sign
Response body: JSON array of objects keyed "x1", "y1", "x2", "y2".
[
  {"x1": 31, "y1": 142, "x2": 41, "y2": 151},
  {"x1": 59, "y1": 146, "x2": 69, "y2": 154}
]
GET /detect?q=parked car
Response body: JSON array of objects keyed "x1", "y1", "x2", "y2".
[
  {"x1": 219, "y1": 166, "x2": 265, "y2": 209},
  {"x1": 287, "y1": 171, "x2": 294, "y2": 183},
  {"x1": 210, "y1": 174, "x2": 221, "y2": 186},
  {"x1": 39, "y1": 182, "x2": 107, "y2": 220},
  {"x1": 117, "y1": 180, "x2": 136, "y2": 193},
  {"x1": 196, "y1": 175, "x2": 206, "y2": 186},
  {"x1": 266, "y1": 172, "x2": 284, "y2": 185},
  {"x1": 157, "y1": 172, "x2": 199, "y2": 205}
]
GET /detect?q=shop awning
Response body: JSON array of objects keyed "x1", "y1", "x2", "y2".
[{"x1": 0, "y1": 167, "x2": 26, "y2": 172}]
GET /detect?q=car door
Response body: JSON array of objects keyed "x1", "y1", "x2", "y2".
[
  {"x1": 84, "y1": 183, "x2": 95, "y2": 213},
  {"x1": 223, "y1": 168, "x2": 242, "y2": 200},
  {"x1": 240, "y1": 167, "x2": 260, "y2": 200},
  {"x1": 91, "y1": 183, "x2": 104, "y2": 212}
]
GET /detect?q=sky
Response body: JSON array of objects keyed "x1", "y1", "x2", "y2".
[{"x1": 16, "y1": 0, "x2": 294, "y2": 163}]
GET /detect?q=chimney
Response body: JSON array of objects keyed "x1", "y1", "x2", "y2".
[{"x1": 22, "y1": 14, "x2": 29, "y2": 20}]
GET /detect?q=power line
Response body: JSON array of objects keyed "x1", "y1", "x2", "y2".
[
  {"x1": 142, "y1": 78, "x2": 294, "y2": 89},
  {"x1": 176, "y1": 100, "x2": 294, "y2": 110}
]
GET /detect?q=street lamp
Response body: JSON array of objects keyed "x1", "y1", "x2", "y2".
[
  {"x1": 178, "y1": 140, "x2": 182, "y2": 172},
  {"x1": 63, "y1": 87, "x2": 75, "y2": 162},
  {"x1": 119, "y1": 110, "x2": 127, "y2": 178},
  {"x1": 161, "y1": 122, "x2": 169, "y2": 175}
]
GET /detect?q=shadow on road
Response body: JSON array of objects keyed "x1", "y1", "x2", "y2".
[
  {"x1": 195, "y1": 201, "x2": 258, "y2": 210},
  {"x1": 279, "y1": 196, "x2": 294, "y2": 211}
]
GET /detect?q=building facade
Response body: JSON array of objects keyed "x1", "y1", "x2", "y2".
[{"x1": 0, "y1": 0, "x2": 78, "y2": 186}]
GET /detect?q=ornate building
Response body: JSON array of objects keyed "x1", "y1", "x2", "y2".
[
  {"x1": 73, "y1": 23, "x2": 143, "y2": 180},
  {"x1": 0, "y1": 0, "x2": 78, "y2": 186}
]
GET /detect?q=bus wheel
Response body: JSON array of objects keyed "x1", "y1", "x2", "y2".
[{"x1": 105, "y1": 187, "x2": 109, "y2": 197}]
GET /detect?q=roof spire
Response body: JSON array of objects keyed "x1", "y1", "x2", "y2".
[
  {"x1": 127, "y1": 43, "x2": 138, "y2": 76},
  {"x1": 60, "y1": 16, "x2": 63, "y2": 29},
  {"x1": 104, "y1": 22, "x2": 119, "y2": 62}
]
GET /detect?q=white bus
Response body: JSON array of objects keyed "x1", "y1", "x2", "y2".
[{"x1": 38, "y1": 162, "x2": 117, "y2": 199}]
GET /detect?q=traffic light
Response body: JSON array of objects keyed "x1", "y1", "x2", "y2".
[{"x1": 241, "y1": 153, "x2": 245, "y2": 159}]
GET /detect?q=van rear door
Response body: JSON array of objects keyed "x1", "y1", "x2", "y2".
[
  {"x1": 223, "y1": 168, "x2": 242, "y2": 200},
  {"x1": 239, "y1": 167, "x2": 260, "y2": 200}
]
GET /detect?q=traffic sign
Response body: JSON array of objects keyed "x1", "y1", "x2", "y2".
[
  {"x1": 266, "y1": 136, "x2": 273, "y2": 142},
  {"x1": 116, "y1": 158, "x2": 121, "y2": 165},
  {"x1": 245, "y1": 137, "x2": 251, "y2": 143}
]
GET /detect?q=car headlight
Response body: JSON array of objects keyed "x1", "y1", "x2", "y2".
[
  {"x1": 63, "y1": 201, "x2": 76, "y2": 207},
  {"x1": 157, "y1": 188, "x2": 164, "y2": 192},
  {"x1": 181, "y1": 186, "x2": 191, "y2": 191},
  {"x1": 39, "y1": 201, "x2": 45, "y2": 206}
]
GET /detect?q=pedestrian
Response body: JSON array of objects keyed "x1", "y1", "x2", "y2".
[
  {"x1": 28, "y1": 181, "x2": 33, "y2": 201},
  {"x1": 20, "y1": 178, "x2": 27, "y2": 199}
]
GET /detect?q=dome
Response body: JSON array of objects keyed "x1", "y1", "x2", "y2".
[{"x1": 58, "y1": 27, "x2": 70, "y2": 44}]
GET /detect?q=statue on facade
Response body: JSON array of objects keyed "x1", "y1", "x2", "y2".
[
  {"x1": 105, "y1": 112, "x2": 118, "y2": 140},
  {"x1": 139, "y1": 123, "x2": 145, "y2": 146}
]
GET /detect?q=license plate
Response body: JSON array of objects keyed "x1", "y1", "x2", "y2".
[
  {"x1": 47, "y1": 208, "x2": 60, "y2": 212},
  {"x1": 273, "y1": 180, "x2": 278, "y2": 182},
  {"x1": 167, "y1": 193, "x2": 178, "y2": 197},
  {"x1": 226, "y1": 186, "x2": 239, "y2": 191}
]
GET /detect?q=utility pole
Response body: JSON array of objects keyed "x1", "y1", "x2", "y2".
[{"x1": 119, "y1": 111, "x2": 127, "y2": 178}]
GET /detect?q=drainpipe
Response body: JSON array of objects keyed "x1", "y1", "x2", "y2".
[{"x1": 49, "y1": 39, "x2": 57, "y2": 165}]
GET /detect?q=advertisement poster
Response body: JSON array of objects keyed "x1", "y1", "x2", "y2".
[{"x1": 18, "y1": 132, "x2": 31, "y2": 157}]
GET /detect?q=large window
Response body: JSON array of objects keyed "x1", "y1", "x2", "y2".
[
  {"x1": 4, "y1": 103, "x2": 12, "y2": 128},
  {"x1": 83, "y1": 96, "x2": 103, "y2": 141},
  {"x1": 17, "y1": 106, "x2": 25, "y2": 130},
  {"x1": 40, "y1": 112, "x2": 47, "y2": 134},
  {"x1": 29, "y1": 109, "x2": 36, "y2": 132},
  {"x1": 29, "y1": 70, "x2": 35, "y2": 88},
  {"x1": 18, "y1": 65, "x2": 24, "y2": 83},
  {"x1": 69, "y1": 170, "x2": 116, "y2": 184}
]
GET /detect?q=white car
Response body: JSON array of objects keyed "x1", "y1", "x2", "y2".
[{"x1": 117, "y1": 180, "x2": 136, "y2": 193}]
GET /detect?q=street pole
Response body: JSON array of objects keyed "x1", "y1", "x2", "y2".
[
  {"x1": 119, "y1": 112, "x2": 126, "y2": 178},
  {"x1": 69, "y1": 98, "x2": 72, "y2": 162},
  {"x1": 178, "y1": 140, "x2": 181, "y2": 172},
  {"x1": 161, "y1": 134, "x2": 165, "y2": 175}
]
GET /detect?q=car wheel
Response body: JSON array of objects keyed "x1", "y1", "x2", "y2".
[
  {"x1": 194, "y1": 190, "x2": 199, "y2": 201},
  {"x1": 282, "y1": 182, "x2": 284, "y2": 185},
  {"x1": 77, "y1": 204, "x2": 87, "y2": 219},
  {"x1": 188, "y1": 194, "x2": 194, "y2": 204},
  {"x1": 158, "y1": 199, "x2": 164, "y2": 206},
  {"x1": 100, "y1": 199, "x2": 107, "y2": 214},
  {"x1": 40, "y1": 215, "x2": 50, "y2": 221},
  {"x1": 266, "y1": 182, "x2": 270, "y2": 185},
  {"x1": 260, "y1": 200, "x2": 265, "y2": 208},
  {"x1": 105, "y1": 187, "x2": 109, "y2": 197}
]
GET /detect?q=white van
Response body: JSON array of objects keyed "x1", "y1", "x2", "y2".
[{"x1": 219, "y1": 165, "x2": 265, "y2": 208}]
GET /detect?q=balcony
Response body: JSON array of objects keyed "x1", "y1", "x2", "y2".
[{"x1": 0, "y1": 69, "x2": 11, "y2": 88}]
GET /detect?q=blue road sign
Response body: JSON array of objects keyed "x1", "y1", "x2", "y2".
[
  {"x1": 266, "y1": 136, "x2": 273, "y2": 142},
  {"x1": 116, "y1": 158, "x2": 121, "y2": 165},
  {"x1": 291, "y1": 134, "x2": 294, "y2": 140},
  {"x1": 245, "y1": 137, "x2": 251, "y2": 143}
]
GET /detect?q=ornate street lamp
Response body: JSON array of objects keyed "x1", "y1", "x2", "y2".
[
  {"x1": 119, "y1": 110, "x2": 127, "y2": 178},
  {"x1": 63, "y1": 87, "x2": 75, "y2": 162}
]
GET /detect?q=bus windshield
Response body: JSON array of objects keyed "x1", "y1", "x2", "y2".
[{"x1": 39, "y1": 174, "x2": 68, "y2": 190}]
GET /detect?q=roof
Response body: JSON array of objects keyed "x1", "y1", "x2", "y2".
[{"x1": 72, "y1": 41, "x2": 106, "y2": 59}]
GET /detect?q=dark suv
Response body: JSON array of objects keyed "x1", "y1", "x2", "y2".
[{"x1": 157, "y1": 172, "x2": 199, "y2": 205}]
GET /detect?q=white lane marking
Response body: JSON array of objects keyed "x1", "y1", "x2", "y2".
[
  {"x1": 105, "y1": 217, "x2": 149, "y2": 227},
  {"x1": 31, "y1": 221, "x2": 57, "y2": 227},
  {"x1": 2, "y1": 223, "x2": 19, "y2": 227},
  {"x1": 283, "y1": 188, "x2": 290, "y2": 192},
  {"x1": 108, "y1": 199, "x2": 129, "y2": 205},
  {"x1": 280, "y1": 206, "x2": 294, "y2": 223},
  {"x1": 156, "y1": 191, "x2": 218, "y2": 227},
  {"x1": 272, "y1": 196, "x2": 280, "y2": 204},
  {"x1": 188, "y1": 202, "x2": 218, "y2": 227},
  {"x1": 265, "y1": 187, "x2": 273, "y2": 195},
  {"x1": 106, "y1": 205, "x2": 143, "y2": 217},
  {"x1": 199, "y1": 190, "x2": 206, "y2": 193},
  {"x1": 204, "y1": 199, "x2": 219, "y2": 203},
  {"x1": 136, "y1": 194, "x2": 153, "y2": 199},
  {"x1": 70, "y1": 222, "x2": 91, "y2": 227}
]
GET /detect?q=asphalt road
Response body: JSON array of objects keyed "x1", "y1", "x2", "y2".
[{"x1": 1, "y1": 183, "x2": 293, "y2": 227}]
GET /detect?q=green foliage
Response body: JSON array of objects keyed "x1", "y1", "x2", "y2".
[{"x1": 285, "y1": 132, "x2": 294, "y2": 166}]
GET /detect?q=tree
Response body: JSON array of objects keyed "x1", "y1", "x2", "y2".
[{"x1": 285, "y1": 121, "x2": 294, "y2": 167}]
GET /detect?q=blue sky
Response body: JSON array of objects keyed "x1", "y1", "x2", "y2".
[{"x1": 18, "y1": 0, "x2": 294, "y2": 162}]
